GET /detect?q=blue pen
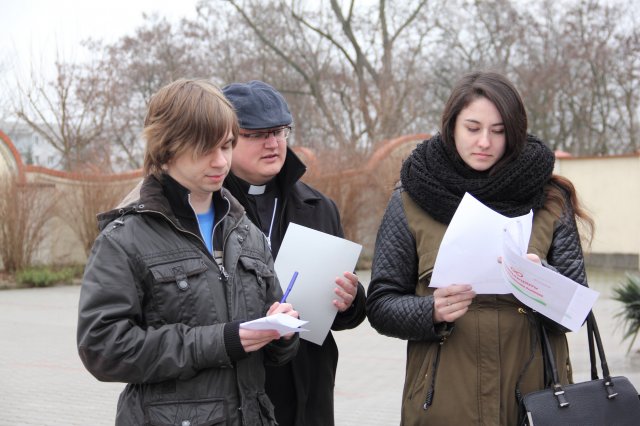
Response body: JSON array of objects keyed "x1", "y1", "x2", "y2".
[{"x1": 280, "y1": 271, "x2": 299, "y2": 303}]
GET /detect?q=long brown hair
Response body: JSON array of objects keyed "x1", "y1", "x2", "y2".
[
  {"x1": 545, "y1": 175, "x2": 595, "y2": 245},
  {"x1": 143, "y1": 79, "x2": 239, "y2": 178},
  {"x1": 442, "y1": 71, "x2": 594, "y2": 243},
  {"x1": 440, "y1": 71, "x2": 527, "y2": 174}
]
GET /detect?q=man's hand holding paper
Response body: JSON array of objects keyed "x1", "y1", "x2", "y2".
[
  {"x1": 239, "y1": 302, "x2": 305, "y2": 352},
  {"x1": 274, "y1": 223, "x2": 362, "y2": 345},
  {"x1": 333, "y1": 271, "x2": 359, "y2": 312}
]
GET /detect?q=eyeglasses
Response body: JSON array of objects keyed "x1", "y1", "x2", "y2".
[{"x1": 239, "y1": 126, "x2": 291, "y2": 141}]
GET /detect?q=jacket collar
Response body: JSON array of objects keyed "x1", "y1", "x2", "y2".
[
  {"x1": 276, "y1": 147, "x2": 307, "y2": 190},
  {"x1": 98, "y1": 174, "x2": 243, "y2": 232},
  {"x1": 281, "y1": 148, "x2": 323, "y2": 205}
]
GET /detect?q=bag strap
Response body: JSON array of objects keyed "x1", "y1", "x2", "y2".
[
  {"x1": 587, "y1": 313, "x2": 597, "y2": 379},
  {"x1": 539, "y1": 311, "x2": 619, "y2": 408},
  {"x1": 586, "y1": 312, "x2": 618, "y2": 398},
  {"x1": 539, "y1": 325, "x2": 570, "y2": 407}
]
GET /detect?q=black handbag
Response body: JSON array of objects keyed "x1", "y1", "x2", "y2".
[{"x1": 520, "y1": 311, "x2": 640, "y2": 426}]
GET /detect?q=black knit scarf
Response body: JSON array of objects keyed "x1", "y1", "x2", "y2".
[{"x1": 400, "y1": 133, "x2": 555, "y2": 224}]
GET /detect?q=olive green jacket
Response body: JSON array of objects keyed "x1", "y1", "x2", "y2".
[{"x1": 367, "y1": 189, "x2": 586, "y2": 425}]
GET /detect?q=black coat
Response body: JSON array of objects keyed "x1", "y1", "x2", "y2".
[{"x1": 225, "y1": 148, "x2": 366, "y2": 426}]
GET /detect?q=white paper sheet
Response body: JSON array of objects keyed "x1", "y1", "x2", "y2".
[
  {"x1": 430, "y1": 192, "x2": 533, "y2": 294},
  {"x1": 240, "y1": 313, "x2": 308, "y2": 336},
  {"x1": 274, "y1": 223, "x2": 362, "y2": 345},
  {"x1": 501, "y1": 222, "x2": 599, "y2": 331}
]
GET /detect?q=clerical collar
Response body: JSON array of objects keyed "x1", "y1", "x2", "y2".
[
  {"x1": 248, "y1": 185, "x2": 266, "y2": 195},
  {"x1": 236, "y1": 176, "x2": 278, "y2": 196}
]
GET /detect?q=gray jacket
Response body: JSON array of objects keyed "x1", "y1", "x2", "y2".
[{"x1": 77, "y1": 174, "x2": 298, "y2": 426}]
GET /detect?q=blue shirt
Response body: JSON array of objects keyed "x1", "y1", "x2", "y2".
[{"x1": 196, "y1": 204, "x2": 215, "y2": 254}]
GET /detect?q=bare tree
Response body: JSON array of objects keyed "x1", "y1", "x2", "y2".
[
  {"x1": 612, "y1": 29, "x2": 640, "y2": 153},
  {"x1": 14, "y1": 58, "x2": 112, "y2": 171},
  {"x1": 0, "y1": 54, "x2": 12, "y2": 124},
  {"x1": 82, "y1": 14, "x2": 212, "y2": 171},
  {"x1": 63, "y1": 177, "x2": 135, "y2": 255},
  {"x1": 0, "y1": 178, "x2": 58, "y2": 272},
  {"x1": 179, "y1": 0, "x2": 440, "y2": 243},
  {"x1": 508, "y1": 0, "x2": 570, "y2": 150},
  {"x1": 10, "y1": 0, "x2": 638, "y2": 172},
  {"x1": 430, "y1": 0, "x2": 640, "y2": 155},
  {"x1": 215, "y1": 0, "x2": 435, "y2": 155},
  {"x1": 534, "y1": 0, "x2": 640, "y2": 155},
  {"x1": 3, "y1": 0, "x2": 638, "y2": 258},
  {"x1": 604, "y1": 8, "x2": 640, "y2": 154}
]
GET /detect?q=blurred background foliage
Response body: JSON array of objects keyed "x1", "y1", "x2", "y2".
[{"x1": 4, "y1": 0, "x2": 639, "y2": 174}]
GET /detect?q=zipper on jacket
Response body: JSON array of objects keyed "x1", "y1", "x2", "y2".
[
  {"x1": 183, "y1": 192, "x2": 248, "y2": 321},
  {"x1": 219, "y1": 219, "x2": 246, "y2": 317},
  {"x1": 423, "y1": 337, "x2": 445, "y2": 410},
  {"x1": 219, "y1": 265, "x2": 229, "y2": 282},
  {"x1": 211, "y1": 194, "x2": 232, "y2": 249},
  {"x1": 214, "y1": 196, "x2": 237, "y2": 285}
]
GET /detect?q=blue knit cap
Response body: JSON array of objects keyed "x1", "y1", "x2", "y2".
[{"x1": 222, "y1": 80, "x2": 293, "y2": 130}]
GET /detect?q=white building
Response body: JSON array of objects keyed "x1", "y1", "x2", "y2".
[{"x1": 0, "y1": 121, "x2": 60, "y2": 168}]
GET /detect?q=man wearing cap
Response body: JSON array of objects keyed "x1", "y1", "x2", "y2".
[{"x1": 222, "y1": 80, "x2": 366, "y2": 426}]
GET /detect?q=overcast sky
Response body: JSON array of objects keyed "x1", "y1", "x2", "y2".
[{"x1": 1, "y1": 0, "x2": 200, "y2": 84}]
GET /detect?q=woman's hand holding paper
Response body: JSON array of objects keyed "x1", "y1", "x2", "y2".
[{"x1": 432, "y1": 284, "x2": 476, "y2": 324}]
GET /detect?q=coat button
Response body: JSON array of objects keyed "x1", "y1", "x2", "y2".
[
  {"x1": 181, "y1": 421, "x2": 191, "y2": 426},
  {"x1": 177, "y1": 280, "x2": 189, "y2": 290}
]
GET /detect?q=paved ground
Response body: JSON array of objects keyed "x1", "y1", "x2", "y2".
[{"x1": 0, "y1": 269, "x2": 638, "y2": 426}]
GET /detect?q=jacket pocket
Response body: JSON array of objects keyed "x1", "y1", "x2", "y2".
[
  {"x1": 238, "y1": 256, "x2": 275, "y2": 317},
  {"x1": 405, "y1": 341, "x2": 439, "y2": 403},
  {"x1": 238, "y1": 256, "x2": 274, "y2": 287},
  {"x1": 145, "y1": 398, "x2": 226, "y2": 426},
  {"x1": 147, "y1": 254, "x2": 208, "y2": 325}
]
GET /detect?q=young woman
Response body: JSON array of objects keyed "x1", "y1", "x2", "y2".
[{"x1": 366, "y1": 71, "x2": 593, "y2": 425}]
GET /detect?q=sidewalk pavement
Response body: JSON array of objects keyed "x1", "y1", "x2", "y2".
[{"x1": 0, "y1": 270, "x2": 638, "y2": 426}]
